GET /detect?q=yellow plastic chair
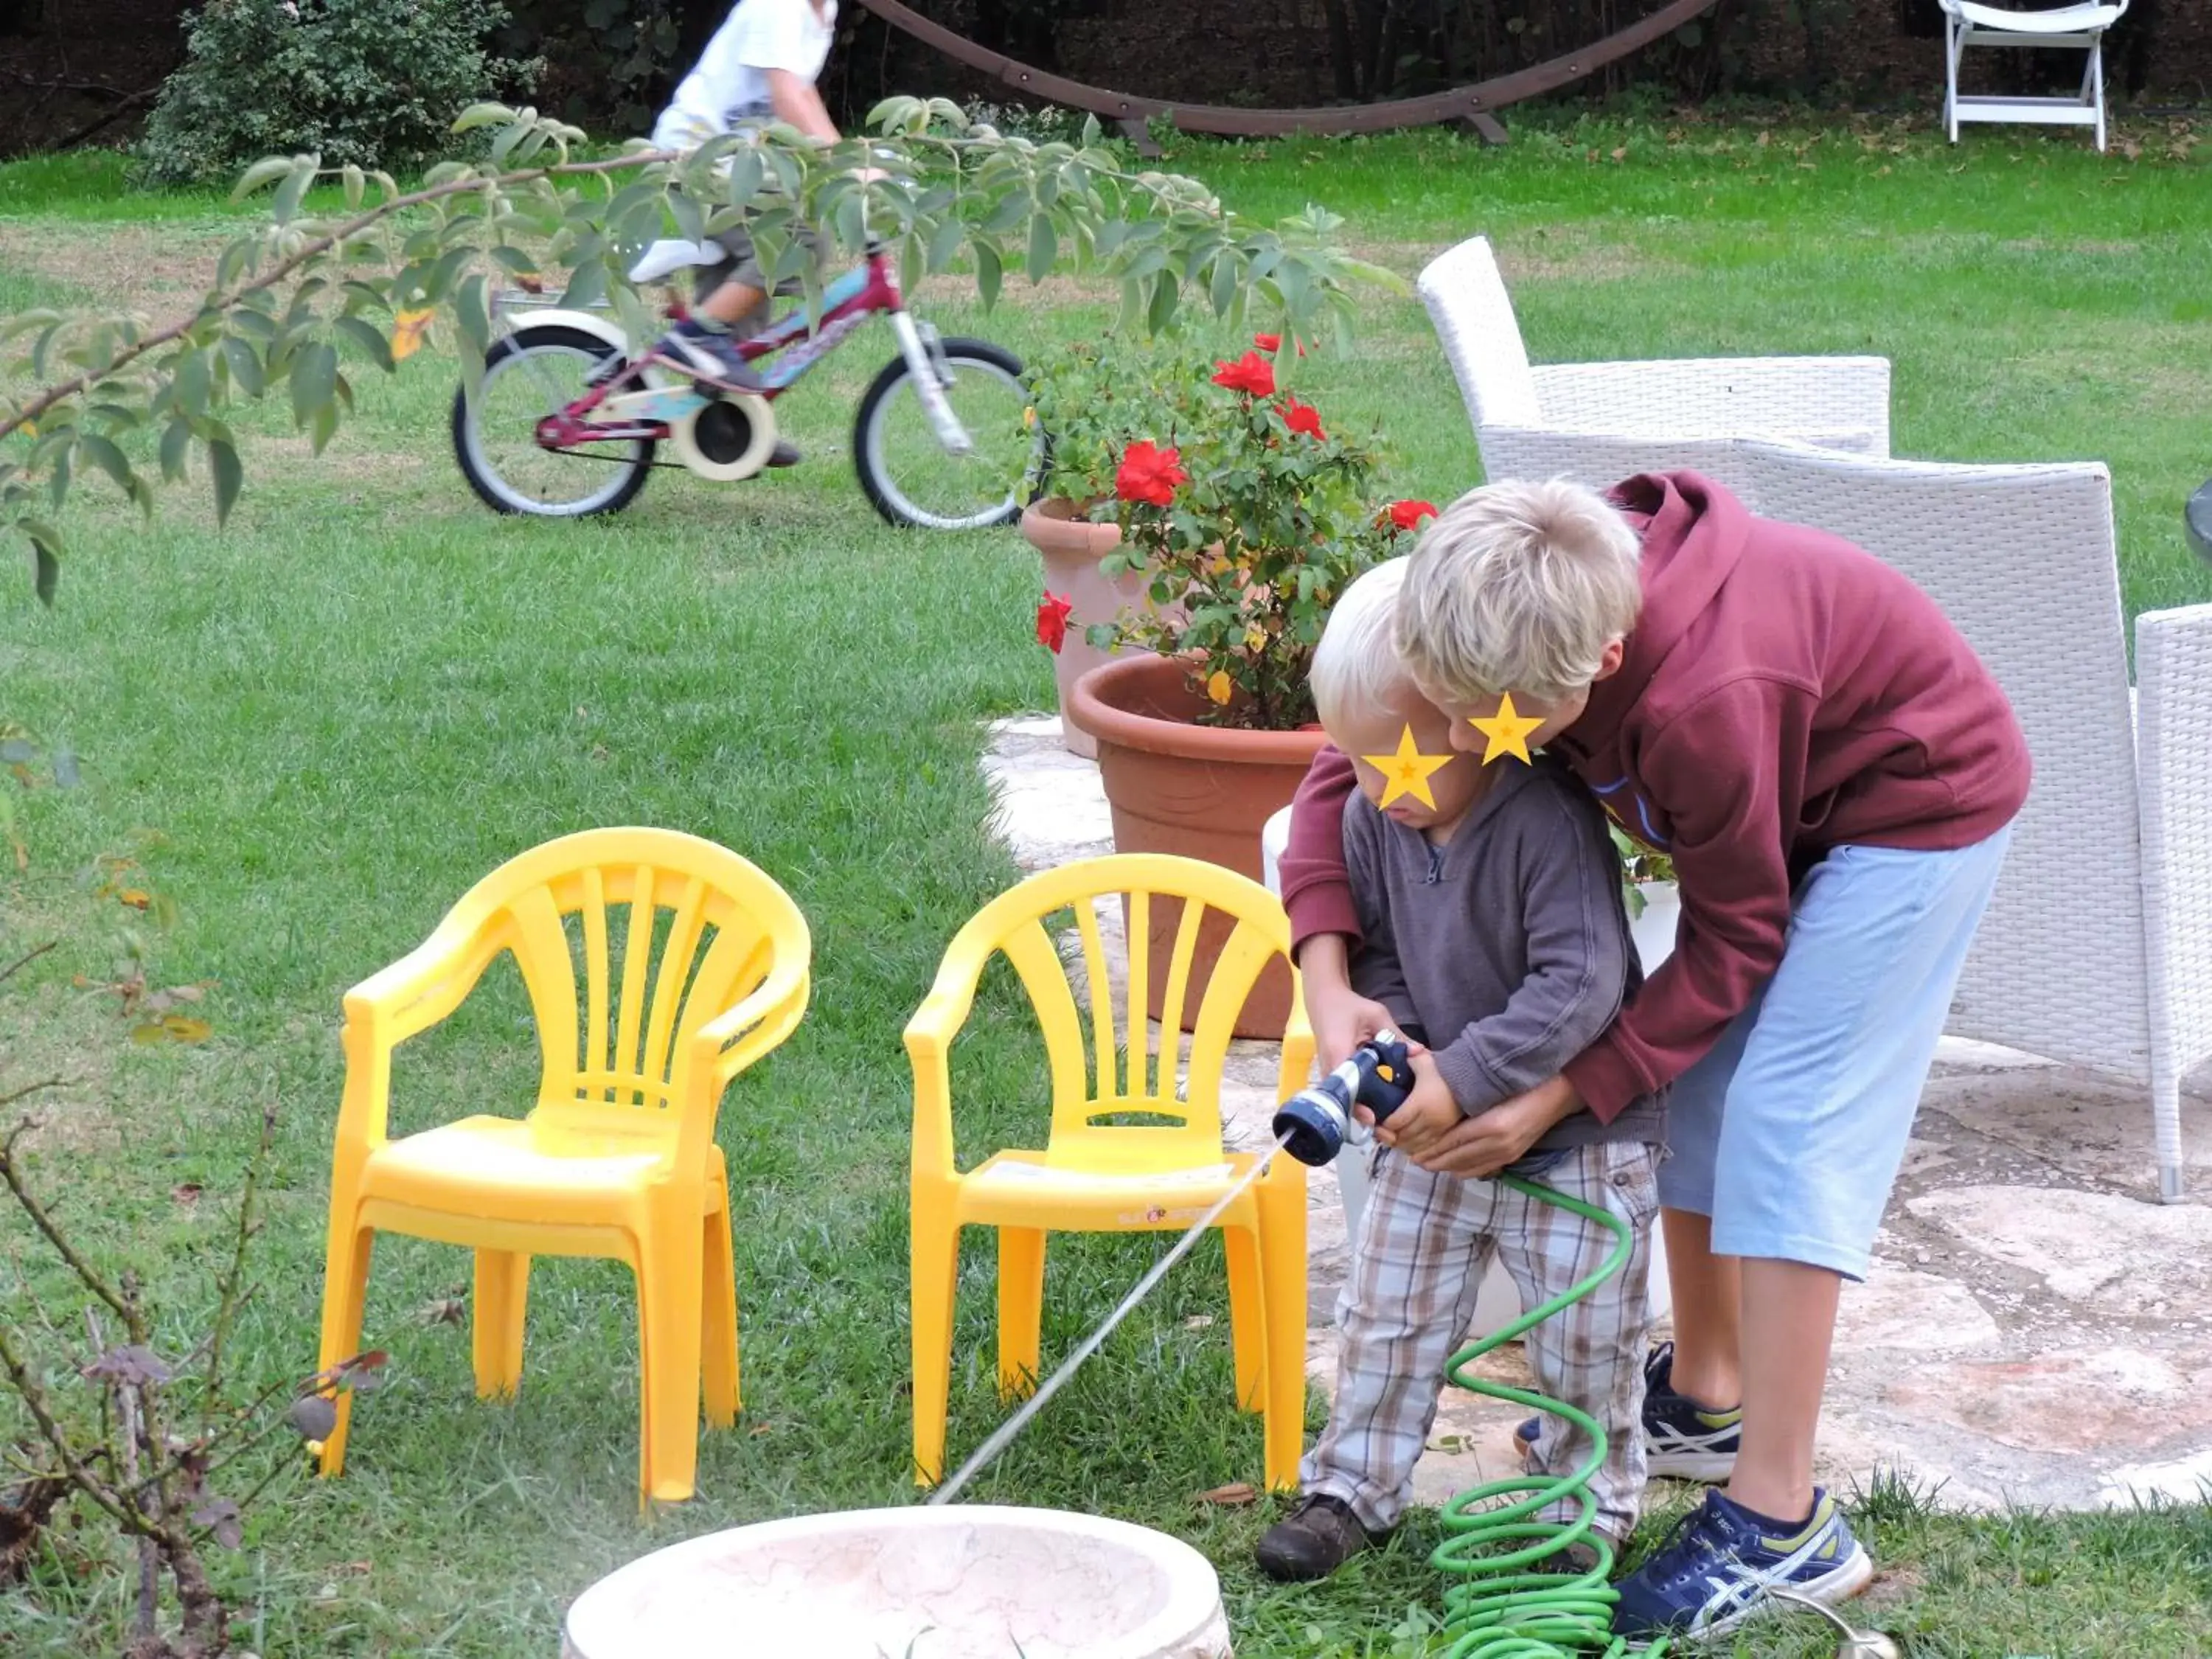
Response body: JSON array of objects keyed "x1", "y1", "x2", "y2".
[
  {"x1": 905, "y1": 853, "x2": 1316, "y2": 1494},
  {"x1": 312, "y1": 827, "x2": 810, "y2": 1505}
]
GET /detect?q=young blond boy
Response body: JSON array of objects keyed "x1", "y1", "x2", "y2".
[
  {"x1": 1257, "y1": 557, "x2": 1663, "y2": 1582},
  {"x1": 1280, "y1": 476, "x2": 2026, "y2": 1640}
]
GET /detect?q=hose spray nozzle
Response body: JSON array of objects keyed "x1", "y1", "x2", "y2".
[{"x1": 1273, "y1": 1029, "x2": 1416, "y2": 1167}]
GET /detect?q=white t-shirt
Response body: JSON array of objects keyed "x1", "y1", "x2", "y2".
[{"x1": 653, "y1": 0, "x2": 838, "y2": 150}]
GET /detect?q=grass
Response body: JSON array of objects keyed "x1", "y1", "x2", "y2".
[{"x1": 4, "y1": 106, "x2": 2211, "y2": 1656}]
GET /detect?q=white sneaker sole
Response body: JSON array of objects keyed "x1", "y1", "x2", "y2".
[
  {"x1": 1647, "y1": 1448, "x2": 1739, "y2": 1482},
  {"x1": 1624, "y1": 1543, "x2": 1874, "y2": 1649}
]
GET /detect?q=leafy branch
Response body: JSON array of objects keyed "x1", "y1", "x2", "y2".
[{"x1": 2, "y1": 96, "x2": 1402, "y2": 605}]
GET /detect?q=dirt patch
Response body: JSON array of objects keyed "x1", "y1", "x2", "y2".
[{"x1": 0, "y1": 222, "x2": 240, "y2": 316}]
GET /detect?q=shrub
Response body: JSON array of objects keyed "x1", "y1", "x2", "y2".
[{"x1": 138, "y1": 0, "x2": 538, "y2": 187}]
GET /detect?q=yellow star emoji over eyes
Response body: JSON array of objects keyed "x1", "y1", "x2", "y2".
[
  {"x1": 1363, "y1": 726, "x2": 1456, "y2": 809},
  {"x1": 1470, "y1": 692, "x2": 1545, "y2": 765}
]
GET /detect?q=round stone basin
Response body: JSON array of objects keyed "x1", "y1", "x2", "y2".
[{"x1": 561, "y1": 1505, "x2": 1233, "y2": 1659}]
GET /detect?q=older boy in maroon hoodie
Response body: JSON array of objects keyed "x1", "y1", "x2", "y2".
[{"x1": 1278, "y1": 473, "x2": 2028, "y2": 1643}]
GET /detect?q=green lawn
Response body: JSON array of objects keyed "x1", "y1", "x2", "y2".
[{"x1": 4, "y1": 111, "x2": 2211, "y2": 1658}]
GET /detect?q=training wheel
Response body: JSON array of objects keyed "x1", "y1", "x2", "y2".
[{"x1": 669, "y1": 393, "x2": 777, "y2": 481}]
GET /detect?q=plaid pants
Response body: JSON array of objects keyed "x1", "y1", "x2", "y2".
[{"x1": 1302, "y1": 1138, "x2": 1660, "y2": 1542}]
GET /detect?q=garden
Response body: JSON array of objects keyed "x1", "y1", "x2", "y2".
[{"x1": 4, "y1": 8, "x2": 2212, "y2": 1654}]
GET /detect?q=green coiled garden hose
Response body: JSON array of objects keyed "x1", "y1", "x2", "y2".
[{"x1": 1426, "y1": 1173, "x2": 1670, "y2": 1659}]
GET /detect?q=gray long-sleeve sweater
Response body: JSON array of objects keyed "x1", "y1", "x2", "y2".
[{"x1": 1345, "y1": 758, "x2": 1664, "y2": 1153}]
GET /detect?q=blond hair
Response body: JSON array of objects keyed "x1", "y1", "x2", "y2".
[
  {"x1": 1396, "y1": 478, "x2": 1642, "y2": 702},
  {"x1": 1310, "y1": 557, "x2": 1417, "y2": 732}
]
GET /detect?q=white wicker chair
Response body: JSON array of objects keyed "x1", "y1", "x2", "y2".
[
  {"x1": 1415, "y1": 236, "x2": 1894, "y2": 484},
  {"x1": 1451, "y1": 428, "x2": 2212, "y2": 1200}
]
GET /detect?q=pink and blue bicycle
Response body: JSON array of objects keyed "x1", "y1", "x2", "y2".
[{"x1": 452, "y1": 237, "x2": 1039, "y2": 531}]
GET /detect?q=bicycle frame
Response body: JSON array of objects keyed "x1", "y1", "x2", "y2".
[{"x1": 516, "y1": 247, "x2": 974, "y2": 460}]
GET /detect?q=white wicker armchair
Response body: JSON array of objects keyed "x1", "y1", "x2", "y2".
[
  {"x1": 1453, "y1": 427, "x2": 2212, "y2": 1200},
  {"x1": 1416, "y1": 235, "x2": 1894, "y2": 483}
]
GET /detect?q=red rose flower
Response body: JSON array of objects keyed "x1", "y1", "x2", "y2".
[
  {"x1": 1035, "y1": 591, "x2": 1074, "y2": 654},
  {"x1": 1115, "y1": 440, "x2": 1189, "y2": 507},
  {"x1": 1253, "y1": 333, "x2": 1281, "y2": 353},
  {"x1": 1388, "y1": 499, "x2": 1441, "y2": 532},
  {"x1": 1281, "y1": 397, "x2": 1325, "y2": 442},
  {"x1": 1211, "y1": 351, "x2": 1276, "y2": 397}
]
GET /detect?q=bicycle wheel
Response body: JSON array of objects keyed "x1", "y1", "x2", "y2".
[
  {"x1": 853, "y1": 338, "x2": 1040, "y2": 532},
  {"x1": 451, "y1": 325, "x2": 654, "y2": 518}
]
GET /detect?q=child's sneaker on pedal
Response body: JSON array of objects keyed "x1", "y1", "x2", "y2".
[
  {"x1": 1517, "y1": 1341, "x2": 1742, "y2": 1482},
  {"x1": 651, "y1": 321, "x2": 769, "y2": 394},
  {"x1": 1611, "y1": 1487, "x2": 1873, "y2": 1646},
  {"x1": 1254, "y1": 1495, "x2": 1390, "y2": 1582}
]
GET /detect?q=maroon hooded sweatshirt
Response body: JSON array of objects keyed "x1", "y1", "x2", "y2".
[{"x1": 1279, "y1": 470, "x2": 2032, "y2": 1121}]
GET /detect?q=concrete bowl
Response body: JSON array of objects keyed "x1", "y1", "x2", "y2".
[{"x1": 560, "y1": 1504, "x2": 1233, "y2": 1659}]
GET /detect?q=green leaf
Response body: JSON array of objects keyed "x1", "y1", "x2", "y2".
[
  {"x1": 1209, "y1": 251, "x2": 1239, "y2": 319},
  {"x1": 1147, "y1": 270, "x2": 1180, "y2": 335},
  {"x1": 726, "y1": 148, "x2": 765, "y2": 212},
  {"x1": 452, "y1": 102, "x2": 518, "y2": 133},
  {"x1": 973, "y1": 240, "x2": 1002, "y2": 313},
  {"x1": 175, "y1": 346, "x2": 214, "y2": 419},
  {"x1": 22, "y1": 520, "x2": 62, "y2": 605},
  {"x1": 334, "y1": 315, "x2": 394, "y2": 374},
  {"x1": 77, "y1": 433, "x2": 134, "y2": 497},
  {"x1": 342, "y1": 164, "x2": 365, "y2": 211},
  {"x1": 455, "y1": 276, "x2": 491, "y2": 362},
  {"x1": 560, "y1": 258, "x2": 607, "y2": 311},
  {"x1": 290, "y1": 341, "x2": 338, "y2": 429},
  {"x1": 1117, "y1": 277, "x2": 1144, "y2": 336},
  {"x1": 309, "y1": 397, "x2": 340, "y2": 457},
  {"x1": 833, "y1": 190, "x2": 867, "y2": 253},
  {"x1": 273, "y1": 158, "x2": 317, "y2": 227},
  {"x1": 229, "y1": 156, "x2": 296, "y2": 203},
  {"x1": 45, "y1": 443, "x2": 69, "y2": 512},
  {"x1": 159, "y1": 417, "x2": 192, "y2": 483},
  {"x1": 209, "y1": 439, "x2": 242, "y2": 527},
  {"x1": 422, "y1": 246, "x2": 474, "y2": 305},
  {"x1": 927, "y1": 215, "x2": 966, "y2": 274},
  {"x1": 221, "y1": 336, "x2": 265, "y2": 397},
  {"x1": 1026, "y1": 212, "x2": 1057, "y2": 285}
]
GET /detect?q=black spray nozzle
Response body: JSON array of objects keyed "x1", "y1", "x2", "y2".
[{"x1": 1273, "y1": 1031, "x2": 1416, "y2": 1167}]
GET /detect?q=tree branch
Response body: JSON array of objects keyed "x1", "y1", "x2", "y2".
[
  {"x1": 0, "y1": 941, "x2": 56, "y2": 988},
  {"x1": 0, "y1": 1119, "x2": 131, "y2": 1321},
  {"x1": 0, "y1": 147, "x2": 681, "y2": 446}
]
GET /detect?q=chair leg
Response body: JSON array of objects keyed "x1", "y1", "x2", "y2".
[
  {"x1": 911, "y1": 1192, "x2": 961, "y2": 1487},
  {"x1": 1222, "y1": 1224, "x2": 1266, "y2": 1413},
  {"x1": 1944, "y1": 23, "x2": 1963, "y2": 144},
  {"x1": 313, "y1": 1217, "x2": 375, "y2": 1478},
  {"x1": 2090, "y1": 44, "x2": 2107, "y2": 153},
  {"x1": 1256, "y1": 1175, "x2": 1310, "y2": 1494},
  {"x1": 701, "y1": 1189, "x2": 742, "y2": 1428},
  {"x1": 470, "y1": 1249, "x2": 531, "y2": 1399},
  {"x1": 636, "y1": 1214, "x2": 706, "y2": 1506},
  {"x1": 995, "y1": 1226, "x2": 1048, "y2": 1402}
]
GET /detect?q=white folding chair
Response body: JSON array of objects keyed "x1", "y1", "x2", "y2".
[{"x1": 1939, "y1": 1, "x2": 2131, "y2": 153}]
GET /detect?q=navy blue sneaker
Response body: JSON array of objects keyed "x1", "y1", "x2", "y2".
[
  {"x1": 1518, "y1": 1341, "x2": 1742, "y2": 1482},
  {"x1": 1612, "y1": 1487, "x2": 1873, "y2": 1646}
]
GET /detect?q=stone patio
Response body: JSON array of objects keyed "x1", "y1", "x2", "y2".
[{"x1": 982, "y1": 713, "x2": 2212, "y2": 1516}]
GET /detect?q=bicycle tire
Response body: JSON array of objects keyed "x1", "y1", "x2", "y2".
[
  {"x1": 452, "y1": 325, "x2": 655, "y2": 518},
  {"x1": 852, "y1": 337, "x2": 1039, "y2": 532}
]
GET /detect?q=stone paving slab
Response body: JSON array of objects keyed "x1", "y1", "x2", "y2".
[{"x1": 981, "y1": 714, "x2": 2212, "y2": 1514}]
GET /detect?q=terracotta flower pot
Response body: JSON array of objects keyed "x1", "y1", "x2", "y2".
[
  {"x1": 1021, "y1": 499, "x2": 1146, "y2": 759},
  {"x1": 1066, "y1": 653, "x2": 1326, "y2": 1040}
]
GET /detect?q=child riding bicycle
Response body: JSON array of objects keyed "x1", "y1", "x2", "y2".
[{"x1": 647, "y1": 0, "x2": 880, "y2": 466}]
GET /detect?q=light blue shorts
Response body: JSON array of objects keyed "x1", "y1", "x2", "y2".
[{"x1": 1658, "y1": 826, "x2": 2013, "y2": 1280}]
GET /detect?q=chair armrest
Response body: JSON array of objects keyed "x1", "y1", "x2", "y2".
[
  {"x1": 699, "y1": 958, "x2": 811, "y2": 1089},
  {"x1": 2134, "y1": 602, "x2": 2212, "y2": 1090},
  {"x1": 901, "y1": 931, "x2": 1001, "y2": 1180},
  {"x1": 1529, "y1": 356, "x2": 1891, "y2": 456},
  {"x1": 333, "y1": 917, "x2": 508, "y2": 1152},
  {"x1": 1274, "y1": 973, "x2": 1317, "y2": 1104}
]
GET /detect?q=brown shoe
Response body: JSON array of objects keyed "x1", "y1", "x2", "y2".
[{"x1": 1255, "y1": 1494, "x2": 1388, "y2": 1582}]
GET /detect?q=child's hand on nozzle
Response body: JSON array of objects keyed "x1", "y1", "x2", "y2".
[
  {"x1": 1307, "y1": 980, "x2": 1396, "y2": 1074},
  {"x1": 1372, "y1": 1046, "x2": 1458, "y2": 1157}
]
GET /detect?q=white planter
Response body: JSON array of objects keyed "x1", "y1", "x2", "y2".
[{"x1": 563, "y1": 1506, "x2": 1231, "y2": 1659}]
